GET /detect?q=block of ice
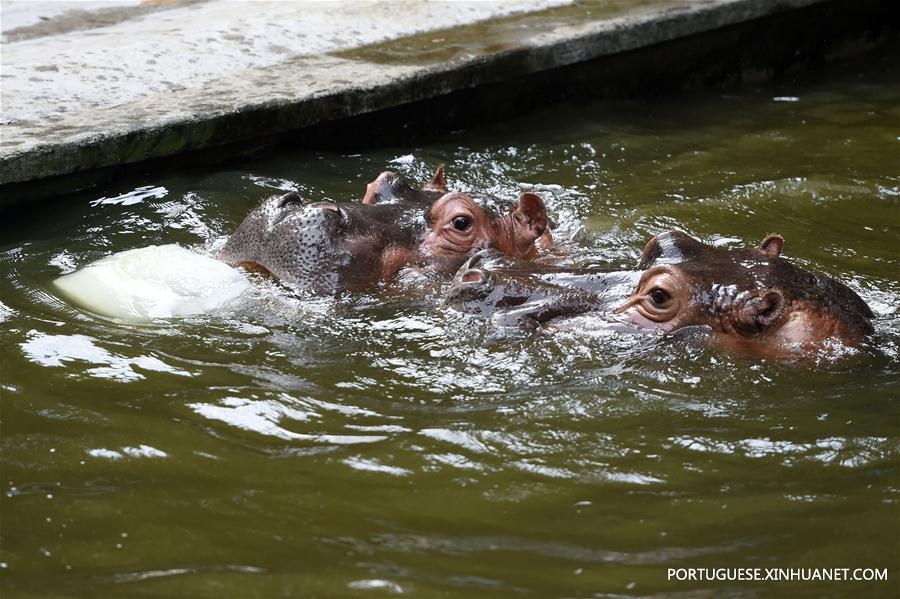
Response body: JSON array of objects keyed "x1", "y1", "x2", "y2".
[{"x1": 53, "y1": 244, "x2": 251, "y2": 321}]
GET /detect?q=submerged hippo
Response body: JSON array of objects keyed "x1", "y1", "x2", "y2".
[
  {"x1": 447, "y1": 231, "x2": 874, "y2": 352},
  {"x1": 219, "y1": 175, "x2": 550, "y2": 293},
  {"x1": 447, "y1": 250, "x2": 637, "y2": 327}
]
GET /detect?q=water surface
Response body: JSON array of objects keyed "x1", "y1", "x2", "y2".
[{"x1": 1, "y1": 53, "x2": 899, "y2": 597}]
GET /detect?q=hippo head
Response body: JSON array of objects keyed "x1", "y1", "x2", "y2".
[
  {"x1": 422, "y1": 191, "x2": 549, "y2": 268},
  {"x1": 219, "y1": 192, "x2": 408, "y2": 293},
  {"x1": 616, "y1": 230, "x2": 874, "y2": 348},
  {"x1": 446, "y1": 250, "x2": 624, "y2": 328},
  {"x1": 220, "y1": 185, "x2": 550, "y2": 294},
  {"x1": 360, "y1": 166, "x2": 551, "y2": 266}
]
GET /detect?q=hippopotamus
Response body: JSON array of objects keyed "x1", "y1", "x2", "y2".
[
  {"x1": 447, "y1": 231, "x2": 874, "y2": 353},
  {"x1": 219, "y1": 172, "x2": 550, "y2": 293},
  {"x1": 360, "y1": 167, "x2": 554, "y2": 250},
  {"x1": 447, "y1": 250, "x2": 636, "y2": 327}
]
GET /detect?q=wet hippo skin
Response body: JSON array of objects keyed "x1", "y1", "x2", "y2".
[
  {"x1": 219, "y1": 173, "x2": 551, "y2": 294},
  {"x1": 447, "y1": 231, "x2": 874, "y2": 353},
  {"x1": 618, "y1": 230, "x2": 874, "y2": 349},
  {"x1": 446, "y1": 250, "x2": 636, "y2": 328}
]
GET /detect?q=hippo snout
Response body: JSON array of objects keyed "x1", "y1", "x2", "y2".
[
  {"x1": 450, "y1": 250, "x2": 501, "y2": 290},
  {"x1": 447, "y1": 254, "x2": 496, "y2": 308},
  {"x1": 454, "y1": 251, "x2": 492, "y2": 283}
]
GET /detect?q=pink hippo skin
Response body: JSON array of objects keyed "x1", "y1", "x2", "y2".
[
  {"x1": 615, "y1": 230, "x2": 873, "y2": 354},
  {"x1": 445, "y1": 231, "x2": 873, "y2": 357}
]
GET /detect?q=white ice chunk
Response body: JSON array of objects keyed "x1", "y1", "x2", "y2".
[{"x1": 53, "y1": 244, "x2": 250, "y2": 321}]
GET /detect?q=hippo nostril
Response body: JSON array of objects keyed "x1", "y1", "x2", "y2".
[
  {"x1": 278, "y1": 192, "x2": 303, "y2": 208},
  {"x1": 464, "y1": 249, "x2": 494, "y2": 270},
  {"x1": 460, "y1": 269, "x2": 485, "y2": 284}
]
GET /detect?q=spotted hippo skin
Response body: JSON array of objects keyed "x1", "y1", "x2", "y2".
[
  {"x1": 219, "y1": 172, "x2": 551, "y2": 294},
  {"x1": 219, "y1": 193, "x2": 418, "y2": 293},
  {"x1": 447, "y1": 231, "x2": 874, "y2": 352}
]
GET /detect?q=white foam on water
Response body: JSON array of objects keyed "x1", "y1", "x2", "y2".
[
  {"x1": 20, "y1": 331, "x2": 193, "y2": 382},
  {"x1": 343, "y1": 457, "x2": 412, "y2": 477}
]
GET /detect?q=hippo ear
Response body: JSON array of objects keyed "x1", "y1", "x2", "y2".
[
  {"x1": 758, "y1": 234, "x2": 784, "y2": 258},
  {"x1": 425, "y1": 165, "x2": 447, "y2": 192},
  {"x1": 511, "y1": 192, "x2": 548, "y2": 243},
  {"x1": 639, "y1": 236, "x2": 663, "y2": 269},
  {"x1": 362, "y1": 171, "x2": 398, "y2": 204},
  {"x1": 638, "y1": 230, "x2": 694, "y2": 269},
  {"x1": 362, "y1": 172, "x2": 387, "y2": 204},
  {"x1": 361, "y1": 183, "x2": 377, "y2": 204},
  {"x1": 733, "y1": 289, "x2": 785, "y2": 335}
]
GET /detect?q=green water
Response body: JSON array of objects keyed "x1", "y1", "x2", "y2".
[{"x1": 2, "y1": 55, "x2": 899, "y2": 597}]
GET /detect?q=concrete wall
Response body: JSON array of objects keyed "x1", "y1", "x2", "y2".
[{"x1": 0, "y1": 0, "x2": 896, "y2": 204}]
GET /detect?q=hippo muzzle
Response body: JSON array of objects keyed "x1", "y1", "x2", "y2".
[{"x1": 219, "y1": 193, "x2": 348, "y2": 293}]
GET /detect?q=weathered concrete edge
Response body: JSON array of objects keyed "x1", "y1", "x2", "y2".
[{"x1": 0, "y1": 0, "x2": 838, "y2": 187}]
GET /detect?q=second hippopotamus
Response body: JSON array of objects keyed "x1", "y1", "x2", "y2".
[
  {"x1": 219, "y1": 171, "x2": 550, "y2": 293},
  {"x1": 447, "y1": 231, "x2": 874, "y2": 354}
]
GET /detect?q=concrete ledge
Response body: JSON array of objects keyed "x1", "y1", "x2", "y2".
[{"x1": 1, "y1": 0, "x2": 897, "y2": 196}]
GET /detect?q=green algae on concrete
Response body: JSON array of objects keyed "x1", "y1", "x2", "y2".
[{"x1": 333, "y1": 0, "x2": 688, "y2": 66}]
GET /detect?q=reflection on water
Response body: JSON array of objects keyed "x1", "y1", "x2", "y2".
[
  {"x1": 87, "y1": 445, "x2": 168, "y2": 460},
  {"x1": 20, "y1": 331, "x2": 194, "y2": 382},
  {"x1": 90, "y1": 185, "x2": 169, "y2": 207},
  {"x1": 1, "y1": 53, "x2": 899, "y2": 597}
]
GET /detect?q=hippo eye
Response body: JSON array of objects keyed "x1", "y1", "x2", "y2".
[
  {"x1": 649, "y1": 288, "x2": 671, "y2": 305},
  {"x1": 451, "y1": 216, "x2": 471, "y2": 231}
]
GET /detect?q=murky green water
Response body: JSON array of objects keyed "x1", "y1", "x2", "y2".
[{"x1": 2, "y1": 53, "x2": 899, "y2": 597}]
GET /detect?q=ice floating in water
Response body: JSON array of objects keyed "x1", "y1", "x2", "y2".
[{"x1": 53, "y1": 244, "x2": 250, "y2": 321}]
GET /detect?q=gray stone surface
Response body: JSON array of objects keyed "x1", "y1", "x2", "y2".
[{"x1": 0, "y1": 0, "x2": 869, "y2": 186}]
